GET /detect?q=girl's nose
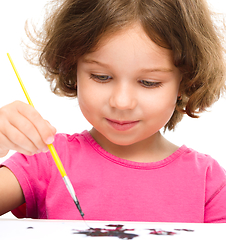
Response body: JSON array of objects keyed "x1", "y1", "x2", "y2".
[{"x1": 109, "y1": 82, "x2": 137, "y2": 110}]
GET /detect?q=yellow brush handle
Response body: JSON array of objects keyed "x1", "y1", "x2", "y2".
[
  {"x1": 7, "y1": 53, "x2": 34, "y2": 108},
  {"x1": 7, "y1": 53, "x2": 67, "y2": 177},
  {"x1": 47, "y1": 144, "x2": 66, "y2": 177}
]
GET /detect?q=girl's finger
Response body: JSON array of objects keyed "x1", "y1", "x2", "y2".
[
  {"x1": 0, "y1": 142, "x2": 9, "y2": 158},
  {"x1": 0, "y1": 122, "x2": 39, "y2": 155},
  {"x1": 16, "y1": 102, "x2": 56, "y2": 145},
  {"x1": 7, "y1": 112, "x2": 47, "y2": 152}
]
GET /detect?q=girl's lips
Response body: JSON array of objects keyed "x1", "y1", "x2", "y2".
[{"x1": 106, "y1": 118, "x2": 139, "y2": 131}]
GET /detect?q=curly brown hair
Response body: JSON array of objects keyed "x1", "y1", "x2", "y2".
[{"x1": 25, "y1": 0, "x2": 226, "y2": 131}]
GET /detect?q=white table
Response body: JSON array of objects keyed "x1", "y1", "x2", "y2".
[{"x1": 0, "y1": 219, "x2": 225, "y2": 239}]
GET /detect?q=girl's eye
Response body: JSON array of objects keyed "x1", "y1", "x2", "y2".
[
  {"x1": 90, "y1": 74, "x2": 112, "y2": 82},
  {"x1": 139, "y1": 80, "x2": 162, "y2": 88}
]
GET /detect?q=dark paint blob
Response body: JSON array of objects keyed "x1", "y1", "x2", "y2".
[
  {"x1": 27, "y1": 227, "x2": 34, "y2": 229},
  {"x1": 72, "y1": 224, "x2": 138, "y2": 239}
]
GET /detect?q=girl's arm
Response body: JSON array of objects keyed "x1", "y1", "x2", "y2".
[
  {"x1": 0, "y1": 166, "x2": 24, "y2": 216},
  {"x1": 0, "y1": 101, "x2": 56, "y2": 215}
]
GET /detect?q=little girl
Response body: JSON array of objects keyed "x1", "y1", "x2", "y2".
[{"x1": 0, "y1": 0, "x2": 226, "y2": 223}]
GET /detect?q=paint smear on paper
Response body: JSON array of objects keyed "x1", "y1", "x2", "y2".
[{"x1": 72, "y1": 224, "x2": 138, "y2": 239}]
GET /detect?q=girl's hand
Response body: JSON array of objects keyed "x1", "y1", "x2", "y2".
[{"x1": 0, "y1": 101, "x2": 56, "y2": 157}]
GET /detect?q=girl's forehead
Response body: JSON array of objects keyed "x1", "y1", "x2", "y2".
[
  {"x1": 81, "y1": 23, "x2": 175, "y2": 72},
  {"x1": 86, "y1": 23, "x2": 174, "y2": 62}
]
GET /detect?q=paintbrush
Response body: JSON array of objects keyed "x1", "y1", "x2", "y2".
[{"x1": 7, "y1": 53, "x2": 84, "y2": 219}]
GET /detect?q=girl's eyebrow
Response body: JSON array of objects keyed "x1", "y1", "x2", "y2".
[
  {"x1": 140, "y1": 67, "x2": 173, "y2": 73},
  {"x1": 82, "y1": 58, "x2": 173, "y2": 73},
  {"x1": 82, "y1": 58, "x2": 109, "y2": 68}
]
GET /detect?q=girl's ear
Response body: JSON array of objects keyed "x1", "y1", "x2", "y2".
[
  {"x1": 177, "y1": 95, "x2": 182, "y2": 101},
  {"x1": 177, "y1": 89, "x2": 182, "y2": 101}
]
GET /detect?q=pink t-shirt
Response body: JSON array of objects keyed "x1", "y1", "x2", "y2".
[{"x1": 2, "y1": 131, "x2": 226, "y2": 223}]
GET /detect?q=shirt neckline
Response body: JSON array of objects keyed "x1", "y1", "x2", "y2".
[{"x1": 82, "y1": 130, "x2": 187, "y2": 170}]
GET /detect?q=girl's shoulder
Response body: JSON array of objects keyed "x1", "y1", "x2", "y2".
[
  {"x1": 180, "y1": 146, "x2": 224, "y2": 168},
  {"x1": 178, "y1": 146, "x2": 226, "y2": 183},
  {"x1": 53, "y1": 130, "x2": 89, "y2": 145}
]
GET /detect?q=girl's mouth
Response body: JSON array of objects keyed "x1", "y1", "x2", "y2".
[{"x1": 106, "y1": 118, "x2": 139, "y2": 131}]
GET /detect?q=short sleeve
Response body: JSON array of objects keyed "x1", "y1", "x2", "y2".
[
  {"x1": 1, "y1": 151, "x2": 53, "y2": 218},
  {"x1": 204, "y1": 159, "x2": 226, "y2": 223}
]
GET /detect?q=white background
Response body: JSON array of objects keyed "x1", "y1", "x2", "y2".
[{"x1": 0, "y1": 0, "x2": 226, "y2": 218}]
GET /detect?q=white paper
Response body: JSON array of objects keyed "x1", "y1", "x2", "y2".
[{"x1": 0, "y1": 219, "x2": 225, "y2": 240}]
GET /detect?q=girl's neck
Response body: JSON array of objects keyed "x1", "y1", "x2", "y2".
[{"x1": 89, "y1": 128, "x2": 179, "y2": 163}]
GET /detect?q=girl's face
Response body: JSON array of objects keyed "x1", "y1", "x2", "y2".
[{"x1": 77, "y1": 23, "x2": 181, "y2": 149}]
